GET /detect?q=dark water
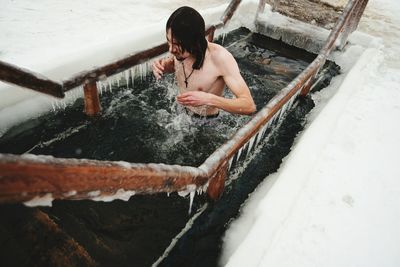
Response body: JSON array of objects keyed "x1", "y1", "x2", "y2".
[{"x1": 0, "y1": 28, "x2": 340, "y2": 266}]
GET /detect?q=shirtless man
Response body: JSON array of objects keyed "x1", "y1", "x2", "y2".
[{"x1": 152, "y1": 6, "x2": 256, "y2": 117}]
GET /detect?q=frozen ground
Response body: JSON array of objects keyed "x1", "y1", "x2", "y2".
[
  {"x1": 1, "y1": 0, "x2": 399, "y2": 266},
  {"x1": 222, "y1": 0, "x2": 400, "y2": 266}
]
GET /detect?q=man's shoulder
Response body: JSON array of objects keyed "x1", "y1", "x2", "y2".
[{"x1": 209, "y1": 43, "x2": 233, "y2": 62}]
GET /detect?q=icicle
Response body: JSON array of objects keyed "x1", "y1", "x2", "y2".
[
  {"x1": 221, "y1": 30, "x2": 227, "y2": 45},
  {"x1": 279, "y1": 103, "x2": 287, "y2": 121},
  {"x1": 249, "y1": 134, "x2": 256, "y2": 152},
  {"x1": 131, "y1": 67, "x2": 135, "y2": 88},
  {"x1": 243, "y1": 142, "x2": 250, "y2": 160},
  {"x1": 287, "y1": 94, "x2": 295, "y2": 109},
  {"x1": 51, "y1": 102, "x2": 55, "y2": 112},
  {"x1": 267, "y1": 117, "x2": 273, "y2": 128},
  {"x1": 237, "y1": 147, "x2": 243, "y2": 161},
  {"x1": 254, "y1": 132, "x2": 261, "y2": 148},
  {"x1": 188, "y1": 191, "x2": 195, "y2": 215},
  {"x1": 167, "y1": 192, "x2": 170, "y2": 197},
  {"x1": 110, "y1": 77, "x2": 114, "y2": 92},
  {"x1": 271, "y1": 110, "x2": 281, "y2": 126},
  {"x1": 108, "y1": 80, "x2": 112, "y2": 92},
  {"x1": 125, "y1": 70, "x2": 129, "y2": 89},
  {"x1": 196, "y1": 187, "x2": 203, "y2": 195},
  {"x1": 228, "y1": 156, "x2": 234, "y2": 171},
  {"x1": 143, "y1": 63, "x2": 147, "y2": 79},
  {"x1": 260, "y1": 124, "x2": 267, "y2": 139}
]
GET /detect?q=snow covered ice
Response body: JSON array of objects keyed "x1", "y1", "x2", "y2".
[{"x1": 221, "y1": 1, "x2": 400, "y2": 267}]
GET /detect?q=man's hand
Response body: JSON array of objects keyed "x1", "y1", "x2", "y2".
[
  {"x1": 152, "y1": 57, "x2": 174, "y2": 80},
  {"x1": 176, "y1": 91, "x2": 214, "y2": 107},
  {"x1": 152, "y1": 58, "x2": 165, "y2": 80}
]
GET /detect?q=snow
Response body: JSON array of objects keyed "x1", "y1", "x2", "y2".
[
  {"x1": 257, "y1": 6, "x2": 330, "y2": 54},
  {"x1": 1, "y1": 0, "x2": 400, "y2": 266},
  {"x1": 92, "y1": 189, "x2": 136, "y2": 202},
  {"x1": 23, "y1": 193, "x2": 54, "y2": 207},
  {"x1": 222, "y1": 0, "x2": 400, "y2": 266}
]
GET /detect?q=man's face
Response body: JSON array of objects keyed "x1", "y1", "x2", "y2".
[{"x1": 166, "y1": 29, "x2": 190, "y2": 61}]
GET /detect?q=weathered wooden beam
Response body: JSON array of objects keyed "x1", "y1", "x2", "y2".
[
  {"x1": 0, "y1": 154, "x2": 207, "y2": 204},
  {"x1": 62, "y1": 43, "x2": 169, "y2": 91},
  {"x1": 0, "y1": 60, "x2": 64, "y2": 98},
  {"x1": 207, "y1": 26, "x2": 216, "y2": 42},
  {"x1": 221, "y1": 0, "x2": 242, "y2": 25}
]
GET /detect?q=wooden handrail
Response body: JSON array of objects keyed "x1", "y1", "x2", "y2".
[
  {"x1": 0, "y1": 154, "x2": 208, "y2": 203},
  {"x1": 0, "y1": 0, "x2": 368, "y2": 204},
  {"x1": 62, "y1": 43, "x2": 168, "y2": 92},
  {"x1": 0, "y1": 60, "x2": 64, "y2": 98},
  {"x1": 221, "y1": 0, "x2": 242, "y2": 25}
]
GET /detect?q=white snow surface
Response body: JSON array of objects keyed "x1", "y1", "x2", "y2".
[
  {"x1": 1, "y1": 0, "x2": 400, "y2": 266},
  {"x1": 222, "y1": 0, "x2": 400, "y2": 266}
]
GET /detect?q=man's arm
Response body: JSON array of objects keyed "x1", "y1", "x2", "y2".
[
  {"x1": 177, "y1": 47, "x2": 256, "y2": 115},
  {"x1": 152, "y1": 56, "x2": 175, "y2": 80}
]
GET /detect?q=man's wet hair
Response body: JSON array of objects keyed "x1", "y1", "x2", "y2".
[{"x1": 166, "y1": 6, "x2": 208, "y2": 69}]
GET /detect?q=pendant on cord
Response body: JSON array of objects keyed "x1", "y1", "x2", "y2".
[{"x1": 182, "y1": 61, "x2": 195, "y2": 88}]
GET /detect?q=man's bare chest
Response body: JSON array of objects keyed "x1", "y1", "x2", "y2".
[{"x1": 174, "y1": 58, "x2": 224, "y2": 94}]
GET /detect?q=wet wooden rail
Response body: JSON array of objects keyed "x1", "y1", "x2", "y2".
[{"x1": 0, "y1": 0, "x2": 368, "y2": 204}]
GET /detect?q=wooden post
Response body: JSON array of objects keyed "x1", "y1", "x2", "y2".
[
  {"x1": 207, "y1": 27, "x2": 215, "y2": 42},
  {"x1": 272, "y1": 0, "x2": 280, "y2": 12},
  {"x1": 258, "y1": 0, "x2": 266, "y2": 14},
  {"x1": 351, "y1": 0, "x2": 369, "y2": 33},
  {"x1": 83, "y1": 80, "x2": 101, "y2": 116},
  {"x1": 256, "y1": 0, "x2": 266, "y2": 21}
]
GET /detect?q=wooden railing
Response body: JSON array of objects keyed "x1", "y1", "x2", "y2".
[
  {"x1": 0, "y1": 0, "x2": 368, "y2": 204},
  {"x1": 0, "y1": 61, "x2": 64, "y2": 98}
]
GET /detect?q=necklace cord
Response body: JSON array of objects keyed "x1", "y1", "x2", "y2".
[{"x1": 181, "y1": 61, "x2": 195, "y2": 88}]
